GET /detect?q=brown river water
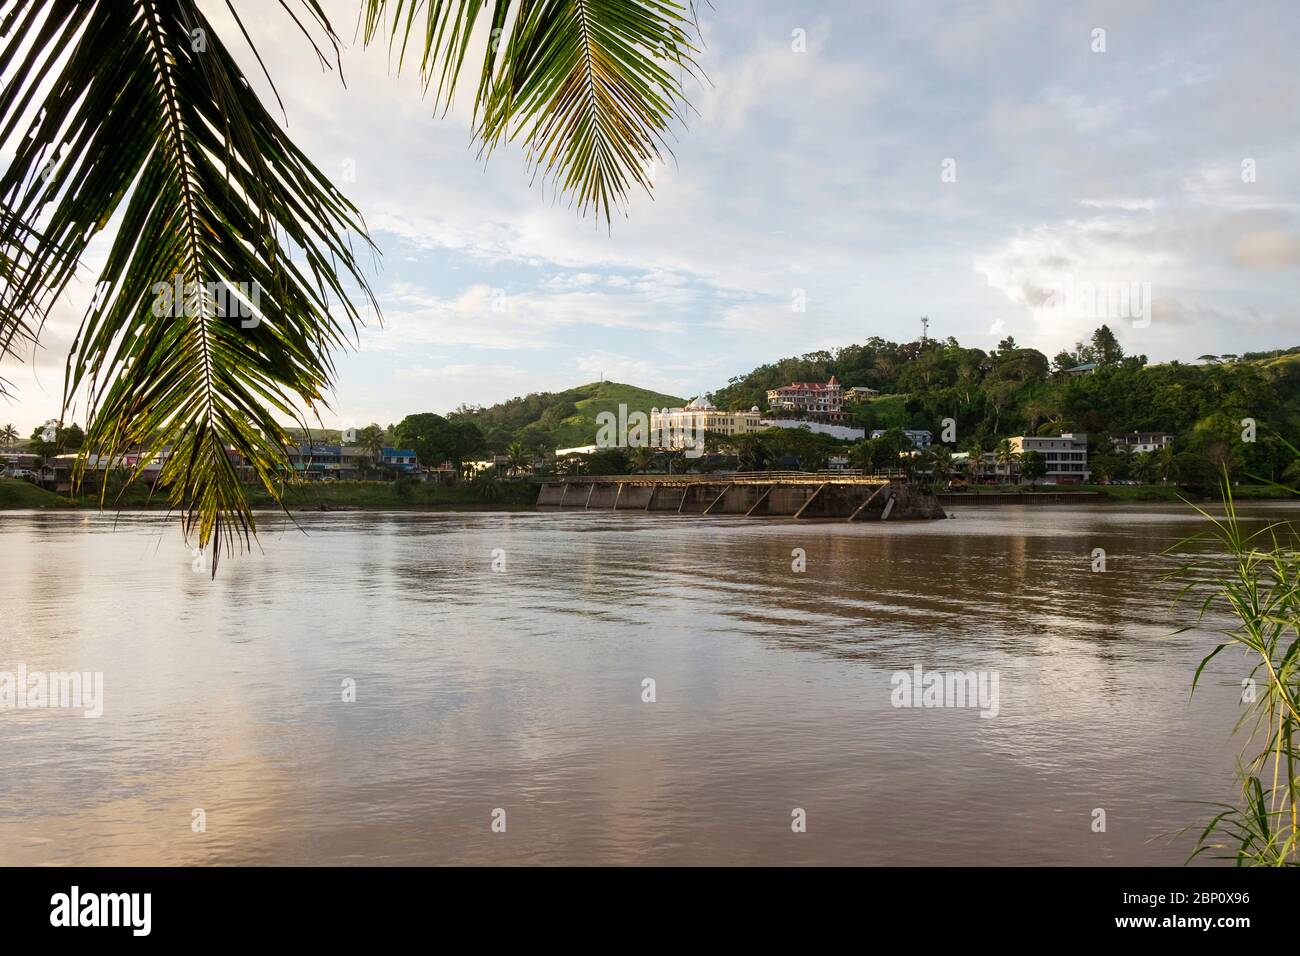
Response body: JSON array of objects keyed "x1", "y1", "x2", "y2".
[{"x1": 1, "y1": 502, "x2": 1295, "y2": 865}]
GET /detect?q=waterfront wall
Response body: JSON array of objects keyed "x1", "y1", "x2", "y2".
[{"x1": 536, "y1": 478, "x2": 945, "y2": 520}]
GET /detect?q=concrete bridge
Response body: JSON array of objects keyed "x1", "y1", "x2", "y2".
[{"x1": 536, "y1": 473, "x2": 946, "y2": 520}]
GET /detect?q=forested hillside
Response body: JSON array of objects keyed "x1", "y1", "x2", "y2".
[
  {"x1": 711, "y1": 329, "x2": 1300, "y2": 485},
  {"x1": 449, "y1": 381, "x2": 685, "y2": 455}
]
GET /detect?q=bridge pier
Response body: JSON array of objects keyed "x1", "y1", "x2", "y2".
[{"x1": 535, "y1": 476, "x2": 944, "y2": 520}]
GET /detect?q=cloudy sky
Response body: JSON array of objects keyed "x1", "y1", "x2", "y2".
[{"x1": 5, "y1": 0, "x2": 1298, "y2": 433}]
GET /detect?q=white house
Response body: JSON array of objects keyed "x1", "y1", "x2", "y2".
[{"x1": 870, "y1": 428, "x2": 933, "y2": 449}]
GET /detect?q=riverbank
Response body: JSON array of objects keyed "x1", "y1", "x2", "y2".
[
  {"x1": 0, "y1": 477, "x2": 538, "y2": 511},
  {"x1": 942, "y1": 483, "x2": 1295, "y2": 502},
  {"x1": 3, "y1": 476, "x2": 1293, "y2": 511}
]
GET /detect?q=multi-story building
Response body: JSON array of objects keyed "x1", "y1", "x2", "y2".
[
  {"x1": 766, "y1": 376, "x2": 845, "y2": 421},
  {"x1": 650, "y1": 398, "x2": 764, "y2": 448},
  {"x1": 1109, "y1": 432, "x2": 1173, "y2": 454},
  {"x1": 286, "y1": 444, "x2": 343, "y2": 477},
  {"x1": 286, "y1": 444, "x2": 419, "y2": 477},
  {"x1": 378, "y1": 447, "x2": 420, "y2": 472},
  {"x1": 1009, "y1": 433, "x2": 1090, "y2": 483},
  {"x1": 870, "y1": 428, "x2": 933, "y2": 449}
]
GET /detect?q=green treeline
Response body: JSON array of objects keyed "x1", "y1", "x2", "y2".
[{"x1": 711, "y1": 329, "x2": 1300, "y2": 488}]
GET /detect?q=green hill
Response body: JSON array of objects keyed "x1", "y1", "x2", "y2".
[
  {"x1": 450, "y1": 380, "x2": 686, "y2": 454},
  {"x1": 708, "y1": 329, "x2": 1300, "y2": 489}
]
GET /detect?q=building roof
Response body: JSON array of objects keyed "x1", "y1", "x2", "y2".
[
  {"x1": 771, "y1": 379, "x2": 839, "y2": 392},
  {"x1": 1066, "y1": 362, "x2": 1098, "y2": 372}
]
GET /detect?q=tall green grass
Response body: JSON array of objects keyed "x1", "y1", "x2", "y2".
[{"x1": 1168, "y1": 461, "x2": 1299, "y2": 865}]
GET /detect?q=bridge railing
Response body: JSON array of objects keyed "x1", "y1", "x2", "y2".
[{"x1": 539, "y1": 471, "x2": 894, "y2": 484}]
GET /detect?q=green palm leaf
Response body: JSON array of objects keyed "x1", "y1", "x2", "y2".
[
  {"x1": 2, "y1": 0, "x2": 697, "y2": 573},
  {"x1": 363, "y1": 0, "x2": 701, "y2": 222},
  {"x1": 0, "y1": 208, "x2": 48, "y2": 393},
  {"x1": 0, "y1": 0, "x2": 377, "y2": 571}
]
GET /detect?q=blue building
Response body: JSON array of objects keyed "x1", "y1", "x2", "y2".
[
  {"x1": 284, "y1": 444, "x2": 420, "y2": 477},
  {"x1": 378, "y1": 447, "x2": 420, "y2": 473}
]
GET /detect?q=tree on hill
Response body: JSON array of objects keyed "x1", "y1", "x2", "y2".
[{"x1": 1088, "y1": 324, "x2": 1125, "y2": 367}]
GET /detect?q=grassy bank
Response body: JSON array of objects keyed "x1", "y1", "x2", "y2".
[
  {"x1": 941, "y1": 483, "x2": 1295, "y2": 502},
  {"x1": 6, "y1": 475, "x2": 1293, "y2": 511},
  {"x1": 274, "y1": 479, "x2": 538, "y2": 511},
  {"x1": 0, "y1": 478, "x2": 538, "y2": 511},
  {"x1": 0, "y1": 478, "x2": 72, "y2": 508}
]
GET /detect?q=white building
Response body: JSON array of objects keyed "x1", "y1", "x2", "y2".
[
  {"x1": 1110, "y1": 432, "x2": 1173, "y2": 454},
  {"x1": 870, "y1": 428, "x2": 933, "y2": 449},
  {"x1": 1009, "y1": 433, "x2": 1090, "y2": 484}
]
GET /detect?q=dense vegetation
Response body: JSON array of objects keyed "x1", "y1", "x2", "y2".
[
  {"x1": 711, "y1": 328, "x2": 1300, "y2": 490},
  {"x1": 447, "y1": 381, "x2": 684, "y2": 456}
]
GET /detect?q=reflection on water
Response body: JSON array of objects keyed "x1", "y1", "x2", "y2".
[{"x1": 1, "y1": 502, "x2": 1295, "y2": 865}]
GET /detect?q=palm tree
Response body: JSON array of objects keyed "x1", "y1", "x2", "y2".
[
  {"x1": 994, "y1": 438, "x2": 1021, "y2": 483},
  {"x1": 359, "y1": 424, "x2": 386, "y2": 469},
  {"x1": 928, "y1": 445, "x2": 954, "y2": 485},
  {"x1": 1131, "y1": 450, "x2": 1156, "y2": 484},
  {"x1": 0, "y1": 424, "x2": 17, "y2": 448},
  {"x1": 966, "y1": 439, "x2": 986, "y2": 483},
  {"x1": 0, "y1": 1, "x2": 700, "y2": 571},
  {"x1": 1157, "y1": 444, "x2": 1179, "y2": 484},
  {"x1": 505, "y1": 442, "x2": 530, "y2": 477},
  {"x1": 629, "y1": 446, "x2": 653, "y2": 474},
  {"x1": 471, "y1": 472, "x2": 504, "y2": 501}
]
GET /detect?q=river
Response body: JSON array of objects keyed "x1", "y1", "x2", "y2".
[{"x1": 1, "y1": 502, "x2": 1294, "y2": 865}]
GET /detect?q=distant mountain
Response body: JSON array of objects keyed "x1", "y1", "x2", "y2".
[{"x1": 450, "y1": 381, "x2": 687, "y2": 454}]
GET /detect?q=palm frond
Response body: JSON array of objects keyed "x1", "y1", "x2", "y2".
[
  {"x1": 0, "y1": 0, "x2": 378, "y2": 572},
  {"x1": 0, "y1": 208, "x2": 47, "y2": 394},
  {"x1": 363, "y1": 0, "x2": 702, "y2": 222}
]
